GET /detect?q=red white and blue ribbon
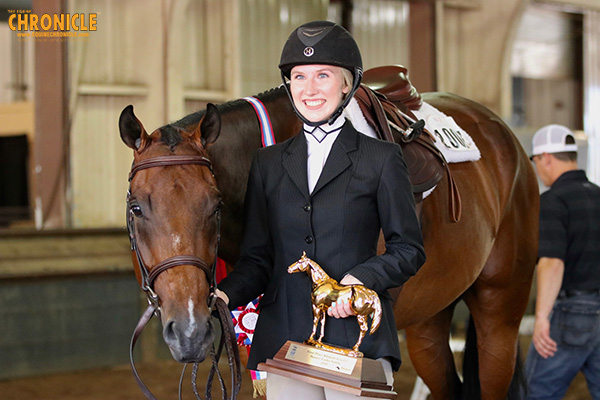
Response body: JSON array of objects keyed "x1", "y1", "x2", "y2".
[
  {"x1": 243, "y1": 96, "x2": 275, "y2": 147},
  {"x1": 231, "y1": 296, "x2": 268, "y2": 381},
  {"x1": 231, "y1": 296, "x2": 261, "y2": 347}
]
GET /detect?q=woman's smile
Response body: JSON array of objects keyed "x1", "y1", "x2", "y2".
[{"x1": 290, "y1": 64, "x2": 349, "y2": 123}]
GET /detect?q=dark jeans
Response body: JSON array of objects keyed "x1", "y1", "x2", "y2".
[{"x1": 525, "y1": 292, "x2": 600, "y2": 400}]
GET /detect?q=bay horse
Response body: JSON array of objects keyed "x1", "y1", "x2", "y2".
[
  {"x1": 120, "y1": 104, "x2": 241, "y2": 399},
  {"x1": 287, "y1": 251, "x2": 382, "y2": 356},
  {"x1": 119, "y1": 71, "x2": 538, "y2": 399}
]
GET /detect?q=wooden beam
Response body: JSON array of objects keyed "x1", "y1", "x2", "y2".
[
  {"x1": 409, "y1": 1, "x2": 437, "y2": 92},
  {"x1": 0, "y1": 229, "x2": 131, "y2": 280},
  {"x1": 32, "y1": 0, "x2": 68, "y2": 229}
]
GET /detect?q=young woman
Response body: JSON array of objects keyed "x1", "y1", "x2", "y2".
[{"x1": 217, "y1": 21, "x2": 425, "y2": 399}]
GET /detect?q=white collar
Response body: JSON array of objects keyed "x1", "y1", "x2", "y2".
[{"x1": 303, "y1": 115, "x2": 345, "y2": 143}]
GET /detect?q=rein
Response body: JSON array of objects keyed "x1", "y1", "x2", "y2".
[{"x1": 127, "y1": 154, "x2": 241, "y2": 400}]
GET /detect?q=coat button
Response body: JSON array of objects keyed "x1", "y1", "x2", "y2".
[
  {"x1": 305, "y1": 236, "x2": 313, "y2": 244},
  {"x1": 303, "y1": 204, "x2": 311, "y2": 212}
]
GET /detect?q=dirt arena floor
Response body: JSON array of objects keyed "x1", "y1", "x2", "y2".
[{"x1": 0, "y1": 337, "x2": 590, "y2": 400}]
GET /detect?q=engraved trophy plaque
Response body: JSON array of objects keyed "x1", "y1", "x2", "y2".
[{"x1": 257, "y1": 253, "x2": 397, "y2": 398}]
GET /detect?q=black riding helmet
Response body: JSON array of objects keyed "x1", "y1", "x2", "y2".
[{"x1": 279, "y1": 20, "x2": 363, "y2": 127}]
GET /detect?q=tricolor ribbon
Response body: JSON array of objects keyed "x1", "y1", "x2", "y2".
[
  {"x1": 231, "y1": 296, "x2": 267, "y2": 383},
  {"x1": 243, "y1": 96, "x2": 275, "y2": 147},
  {"x1": 231, "y1": 296, "x2": 261, "y2": 348}
]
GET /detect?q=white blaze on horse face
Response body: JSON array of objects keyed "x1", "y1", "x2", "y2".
[
  {"x1": 186, "y1": 298, "x2": 198, "y2": 338},
  {"x1": 172, "y1": 233, "x2": 182, "y2": 250}
]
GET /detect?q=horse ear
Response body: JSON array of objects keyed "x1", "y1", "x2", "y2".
[
  {"x1": 119, "y1": 105, "x2": 149, "y2": 151},
  {"x1": 193, "y1": 103, "x2": 221, "y2": 148}
]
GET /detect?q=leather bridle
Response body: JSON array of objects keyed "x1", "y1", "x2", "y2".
[{"x1": 126, "y1": 154, "x2": 241, "y2": 400}]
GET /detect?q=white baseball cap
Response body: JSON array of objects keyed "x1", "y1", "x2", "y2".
[{"x1": 531, "y1": 124, "x2": 577, "y2": 158}]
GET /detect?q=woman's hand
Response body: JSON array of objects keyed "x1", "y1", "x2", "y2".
[
  {"x1": 215, "y1": 288, "x2": 229, "y2": 305},
  {"x1": 327, "y1": 296, "x2": 355, "y2": 318},
  {"x1": 327, "y1": 274, "x2": 362, "y2": 319}
]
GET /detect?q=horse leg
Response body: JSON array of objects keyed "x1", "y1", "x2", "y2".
[
  {"x1": 463, "y1": 291, "x2": 526, "y2": 400},
  {"x1": 353, "y1": 315, "x2": 368, "y2": 351},
  {"x1": 405, "y1": 303, "x2": 461, "y2": 400},
  {"x1": 318, "y1": 308, "x2": 327, "y2": 342},
  {"x1": 462, "y1": 232, "x2": 534, "y2": 400},
  {"x1": 309, "y1": 304, "x2": 321, "y2": 342}
]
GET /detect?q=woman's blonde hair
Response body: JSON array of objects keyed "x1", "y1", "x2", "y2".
[{"x1": 341, "y1": 68, "x2": 354, "y2": 99}]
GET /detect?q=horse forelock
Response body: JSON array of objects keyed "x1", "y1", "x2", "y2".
[{"x1": 156, "y1": 125, "x2": 184, "y2": 151}]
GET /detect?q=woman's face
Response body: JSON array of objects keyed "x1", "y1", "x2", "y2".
[{"x1": 290, "y1": 64, "x2": 350, "y2": 123}]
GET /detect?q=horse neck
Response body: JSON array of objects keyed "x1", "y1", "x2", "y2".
[
  {"x1": 169, "y1": 86, "x2": 300, "y2": 141},
  {"x1": 307, "y1": 261, "x2": 330, "y2": 286},
  {"x1": 204, "y1": 87, "x2": 302, "y2": 173}
]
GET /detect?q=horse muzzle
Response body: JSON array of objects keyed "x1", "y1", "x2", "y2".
[{"x1": 162, "y1": 313, "x2": 215, "y2": 363}]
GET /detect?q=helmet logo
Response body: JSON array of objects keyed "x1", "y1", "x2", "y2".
[{"x1": 303, "y1": 47, "x2": 314, "y2": 57}]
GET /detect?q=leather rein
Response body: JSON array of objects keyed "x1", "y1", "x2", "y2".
[{"x1": 127, "y1": 154, "x2": 241, "y2": 400}]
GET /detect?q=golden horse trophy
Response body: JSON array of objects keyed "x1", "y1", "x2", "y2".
[
  {"x1": 257, "y1": 252, "x2": 396, "y2": 398},
  {"x1": 287, "y1": 251, "x2": 382, "y2": 358}
]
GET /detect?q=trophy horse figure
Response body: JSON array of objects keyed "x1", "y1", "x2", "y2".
[{"x1": 287, "y1": 252, "x2": 382, "y2": 357}]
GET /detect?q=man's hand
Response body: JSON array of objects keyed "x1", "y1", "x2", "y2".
[
  {"x1": 532, "y1": 316, "x2": 557, "y2": 358},
  {"x1": 532, "y1": 257, "x2": 564, "y2": 359}
]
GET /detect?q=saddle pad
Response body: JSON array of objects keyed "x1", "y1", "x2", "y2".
[
  {"x1": 344, "y1": 97, "x2": 379, "y2": 139},
  {"x1": 412, "y1": 102, "x2": 481, "y2": 163}
]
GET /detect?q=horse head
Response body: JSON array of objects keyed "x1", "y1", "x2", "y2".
[
  {"x1": 119, "y1": 104, "x2": 222, "y2": 363},
  {"x1": 287, "y1": 251, "x2": 311, "y2": 274}
]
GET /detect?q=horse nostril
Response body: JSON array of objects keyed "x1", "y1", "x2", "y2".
[{"x1": 163, "y1": 320, "x2": 178, "y2": 343}]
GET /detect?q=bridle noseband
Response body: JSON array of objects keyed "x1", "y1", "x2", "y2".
[{"x1": 126, "y1": 154, "x2": 241, "y2": 400}]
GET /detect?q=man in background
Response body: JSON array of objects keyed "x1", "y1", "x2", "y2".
[{"x1": 526, "y1": 124, "x2": 600, "y2": 399}]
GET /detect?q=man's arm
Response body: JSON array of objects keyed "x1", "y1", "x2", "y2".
[{"x1": 532, "y1": 257, "x2": 564, "y2": 358}]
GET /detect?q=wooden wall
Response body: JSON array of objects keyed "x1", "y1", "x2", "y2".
[
  {"x1": 0, "y1": 229, "x2": 147, "y2": 379},
  {"x1": 66, "y1": 0, "x2": 327, "y2": 228},
  {"x1": 435, "y1": 0, "x2": 525, "y2": 118}
]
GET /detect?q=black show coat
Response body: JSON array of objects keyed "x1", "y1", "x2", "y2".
[{"x1": 219, "y1": 121, "x2": 425, "y2": 371}]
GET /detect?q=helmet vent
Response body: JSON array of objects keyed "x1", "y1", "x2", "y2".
[{"x1": 297, "y1": 26, "x2": 333, "y2": 46}]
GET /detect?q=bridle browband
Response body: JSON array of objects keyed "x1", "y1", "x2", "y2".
[{"x1": 126, "y1": 154, "x2": 241, "y2": 400}]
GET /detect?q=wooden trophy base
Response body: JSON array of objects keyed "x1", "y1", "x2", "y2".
[{"x1": 257, "y1": 341, "x2": 397, "y2": 399}]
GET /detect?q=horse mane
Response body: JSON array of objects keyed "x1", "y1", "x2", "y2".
[
  {"x1": 155, "y1": 86, "x2": 287, "y2": 151},
  {"x1": 167, "y1": 86, "x2": 287, "y2": 131}
]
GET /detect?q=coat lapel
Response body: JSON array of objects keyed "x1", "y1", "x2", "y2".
[
  {"x1": 282, "y1": 133, "x2": 310, "y2": 200},
  {"x1": 312, "y1": 123, "x2": 359, "y2": 196}
]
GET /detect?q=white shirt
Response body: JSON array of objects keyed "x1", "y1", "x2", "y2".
[{"x1": 304, "y1": 116, "x2": 345, "y2": 194}]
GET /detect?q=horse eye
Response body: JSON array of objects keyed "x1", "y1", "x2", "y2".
[{"x1": 130, "y1": 204, "x2": 143, "y2": 218}]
